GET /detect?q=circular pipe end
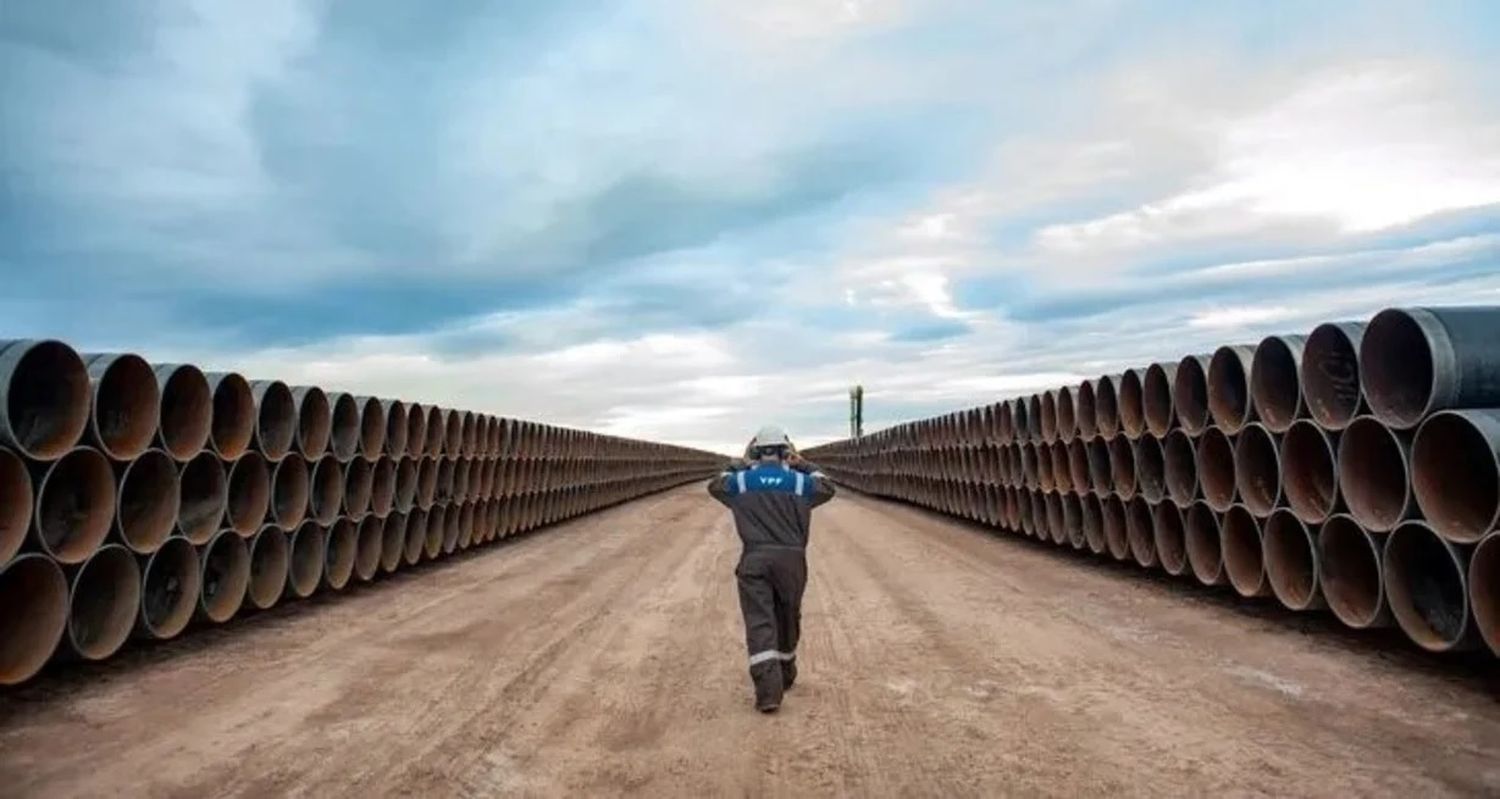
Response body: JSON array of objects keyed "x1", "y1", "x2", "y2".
[
  {"x1": 37, "y1": 447, "x2": 116, "y2": 564},
  {"x1": 155, "y1": 364, "x2": 212, "y2": 461},
  {"x1": 140, "y1": 537, "x2": 200, "y2": 640},
  {"x1": 0, "y1": 555, "x2": 68, "y2": 685},
  {"x1": 200, "y1": 531, "x2": 250, "y2": 623},
  {"x1": 1, "y1": 340, "x2": 91, "y2": 461},
  {"x1": 117, "y1": 448, "x2": 181, "y2": 554},
  {"x1": 68, "y1": 544, "x2": 141, "y2": 660},
  {"x1": 247, "y1": 527, "x2": 290, "y2": 610},
  {"x1": 1384, "y1": 521, "x2": 1473, "y2": 652},
  {"x1": 1412, "y1": 410, "x2": 1500, "y2": 544},
  {"x1": 1264, "y1": 509, "x2": 1323, "y2": 611},
  {"x1": 1319, "y1": 515, "x2": 1388, "y2": 630},
  {"x1": 1303, "y1": 322, "x2": 1365, "y2": 431},
  {"x1": 208, "y1": 372, "x2": 256, "y2": 460}
]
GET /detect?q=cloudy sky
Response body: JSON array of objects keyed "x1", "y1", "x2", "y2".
[{"x1": 3, "y1": 1, "x2": 1498, "y2": 454}]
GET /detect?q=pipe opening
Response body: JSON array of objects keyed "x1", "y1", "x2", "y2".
[
  {"x1": 1209, "y1": 346, "x2": 1255, "y2": 433},
  {"x1": 1265, "y1": 510, "x2": 1320, "y2": 610},
  {"x1": 454, "y1": 458, "x2": 472, "y2": 503},
  {"x1": 1303, "y1": 323, "x2": 1364, "y2": 431},
  {"x1": 271, "y1": 456, "x2": 310, "y2": 529},
  {"x1": 1086, "y1": 437, "x2": 1112, "y2": 494},
  {"x1": 1135, "y1": 435, "x2": 1166, "y2": 504},
  {"x1": 0, "y1": 448, "x2": 33, "y2": 565},
  {"x1": 344, "y1": 457, "x2": 374, "y2": 517},
  {"x1": 38, "y1": 447, "x2": 115, "y2": 563},
  {"x1": 1048, "y1": 442, "x2": 1069, "y2": 493},
  {"x1": 381, "y1": 512, "x2": 406, "y2": 573},
  {"x1": 1319, "y1": 515, "x2": 1385, "y2": 629},
  {"x1": 1102, "y1": 495, "x2": 1129, "y2": 561},
  {"x1": 404, "y1": 509, "x2": 427, "y2": 565},
  {"x1": 371, "y1": 457, "x2": 396, "y2": 517},
  {"x1": 1283, "y1": 420, "x2": 1338, "y2": 524},
  {"x1": 1109, "y1": 436, "x2": 1136, "y2": 499},
  {"x1": 1174, "y1": 356, "x2": 1211, "y2": 434},
  {"x1": 117, "y1": 449, "x2": 180, "y2": 553},
  {"x1": 425, "y1": 406, "x2": 445, "y2": 456},
  {"x1": 1222, "y1": 505, "x2": 1267, "y2": 598},
  {"x1": 1119, "y1": 370, "x2": 1146, "y2": 439},
  {"x1": 418, "y1": 457, "x2": 439, "y2": 508},
  {"x1": 178, "y1": 452, "x2": 227, "y2": 544},
  {"x1": 1184, "y1": 502, "x2": 1223, "y2": 585},
  {"x1": 458, "y1": 502, "x2": 477, "y2": 550},
  {"x1": 1163, "y1": 429, "x2": 1197, "y2": 506},
  {"x1": 1143, "y1": 363, "x2": 1177, "y2": 437},
  {"x1": 140, "y1": 537, "x2": 198, "y2": 639},
  {"x1": 427, "y1": 505, "x2": 448, "y2": 558},
  {"x1": 0, "y1": 555, "x2": 67, "y2": 685},
  {"x1": 1096, "y1": 376, "x2": 1120, "y2": 437},
  {"x1": 1126, "y1": 497, "x2": 1156, "y2": 568},
  {"x1": 1066, "y1": 439, "x2": 1089, "y2": 493},
  {"x1": 1061, "y1": 492, "x2": 1083, "y2": 549},
  {"x1": 309, "y1": 456, "x2": 345, "y2": 525},
  {"x1": 3, "y1": 340, "x2": 90, "y2": 460},
  {"x1": 1154, "y1": 502, "x2": 1188, "y2": 575},
  {"x1": 1057, "y1": 388, "x2": 1076, "y2": 442},
  {"x1": 1075, "y1": 381, "x2": 1097, "y2": 439},
  {"x1": 1385, "y1": 522, "x2": 1469, "y2": 651},
  {"x1": 1013, "y1": 400, "x2": 1030, "y2": 444},
  {"x1": 1197, "y1": 428, "x2": 1236, "y2": 512},
  {"x1": 462, "y1": 411, "x2": 477, "y2": 456},
  {"x1": 384, "y1": 400, "x2": 409, "y2": 457},
  {"x1": 200, "y1": 532, "x2": 249, "y2": 623},
  {"x1": 208, "y1": 373, "x2": 255, "y2": 459},
  {"x1": 253, "y1": 381, "x2": 296, "y2": 461},
  {"x1": 1251, "y1": 336, "x2": 1304, "y2": 433},
  {"x1": 1412, "y1": 411, "x2": 1500, "y2": 544},
  {"x1": 68, "y1": 544, "x2": 140, "y2": 660},
  {"x1": 287, "y1": 521, "x2": 325, "y2": 598},
  {"x1": 437, "y1": 458, "x2": 457, "y2": 503},
  {"x1": 1025, "y1": 395, "x2": 1042, "y2": 442},
  {"x1": 396, "y1": 457, "x2": 418, "y2": 512},
  {"x1": 156, "y1": 365, "x2": 211, "y2": 460},
  {"x1": 87, "y1": 354, "x2": 160, "y2": 460},
  {"x1": 1234, "y1": 424, "x2": 1281, "y2": 517},
  {"x1": 1080, "y1": 492, "x2": 1104, "y2": 554},
  {"x1": 1044, "y1": 492, "x2": 1064, "y2": 546},
  {"x1": 1040, "y1": 392, "x2": 1058, "y2": 443},
  {"x1": 324, "y1": 518, "x2": 357, "y2": 590},
  {"x1": 358, "y1": 397, "x2": 385, "y2": 460},
  {"x1": 1470, "y1": 533, "x2": 1500, "y2": 656},
  {"x1": 355, "y1": 516, "x2": 382, "y2": 581},
  {"x1": 1362, "y1": 309, "x2": 1433, "y2": 429},
  {"x1": 293, "y1": 387, "x2": 332, "y2": 457},
  {"x1": 1338, "y1": 417, "x2": 1410, "y2": 532},
  {"x1": 445, "y1": 409, "x2": 463, "y2": 456},
  {"x1": 226, "y1": 453, "x2": 270, "y2": 535},
  {"x1": 405, "y1": 402, "x2": 427, "y2": 458},
  {"x1": 247, "y1": 527, "x2": 289, "y2": 610},
  {"x1": 329, "y1": 393, "x2": 360, "y2": 461}
]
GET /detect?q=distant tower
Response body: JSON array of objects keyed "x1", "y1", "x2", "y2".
[{"x1": 849, "y1": 385, "x2": 864, "y2": 439}]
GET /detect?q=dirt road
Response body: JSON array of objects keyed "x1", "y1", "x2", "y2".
[{"x1": 2, "y1": 485, "x2": 1497, "y2": 796}]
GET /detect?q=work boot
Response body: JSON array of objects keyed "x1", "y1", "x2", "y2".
[
  {"x1": 753, "y1": 667, "x2": 783, "y2": 713},
  {"x1": 781, "y1": 660, "x2": 797, "y2": 691}
]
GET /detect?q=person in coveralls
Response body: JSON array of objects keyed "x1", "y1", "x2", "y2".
[{"x1": 707, "y1": 425, "x2": 836, "y2": 713}]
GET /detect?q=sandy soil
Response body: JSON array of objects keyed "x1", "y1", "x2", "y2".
[{"x1": 2, "y1": 485, "x2": 1497, "y2": 797}]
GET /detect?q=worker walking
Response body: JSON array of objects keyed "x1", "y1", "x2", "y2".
[{"x1": 708, "y1": 425, "x2": 836, "y2": 713}]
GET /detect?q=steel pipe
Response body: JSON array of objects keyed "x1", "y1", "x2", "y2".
[
  {"x1": 1384, "y1": 521, "x2": 1476, "y2": 652},
  {"x1": 444, "y1": 501, "x2": 463, "y2": 553},
  {"x1": 1154, "y1": 501, "x2": 1189, "y2": 576},
  {"x1": 324, "y1": 518, "x2": 357, "y2": 591},
  {"x1": 1412, "y1": 409, "x2": 1500, "y2": 544},
  {"x1": 344, "y1": 456, "x2": 373, "y2": 518},
  {"x1": 1197, "y1": 427, "x2": 1236, "y2": 512},
  {"x1": 1302, "y1": 322, "x2": 1365, "y2": 431},
  {"x1": 1013, "y1": 397, "x2": 1031, "y2": 444},
  {"x1": 437, "y1": 457, "x2": 457, "y2": 503},
  {"x1": 1102, "y1": 495, "x2": 1129, "y2": 561},
  {"x1": 1318, "y1": 514, "x2": 1390, "y2": 630},
  {"x1": 1075, "y1": 380, "x2": 1098, "y2": 439},
  {"x1": 371, "y1": 456, "x2": 396, "y2": 517},
  {"x1": 418, "y1": 456, "x2": 439, "y2": 508},
  {"x1": 1135, "y1": 434, "x2": 1166, "y2": 504},
  {"x1": 1362, "y1": 307, "x2": 1500, "y2": 429},
  {"x1": 381, "y1": 512, "x2": 405, "y2": 573},
  {"x1": 424, "y1": 406, "x2": 444, "y2": 456},
  {"x1": 1208, "y1": 344, "x2": 1257, "y2": 434},
  {"x1": 250, "y1": 380, "x2": 296, "y2": 461},
  {"x1": 285, "y1": 521, "x2": 325, "y2": 599},
  {"x1": 1338, "y1": 416, "x2": 1414, "y2": 532},
  {"x1": 1174, "y1": 354, "x2": 1212, "y2": 435},
  {"x1": 225, "y1": 452, "x2": 270, "y2": 536},
  {"x1": 205, "y1": 372, "x2": 255, "y2": 460},
  {"x1": 453, "y1": 458, "x2": 472, "y2": 503},
  {"x1": 383, "y1": 399, "x2": 409, "y2": 458},
  {"x1": 66, "y1": 543, "x2": 140, "y2": 660},
  {"x1": 1233, "y1": 423, "x2": 1282, "y2": 518},
  {"x1": 0, "y1": 447, "x2": 33, "y2": 565},
  {"x1": 114, "y1": 448, "x2": 180, "y2": 554},
  {"x1": 1040, "y1": 390, "x2": 1059, "y2": 443},
  {"x1": 1143, "y1": 362, "x2": 1178, "y2": 437},
  {"x1": 444, "y1": 408, "x2": 463, "y2": 456},
  {"x1": 1222, "y1": 504, "x2": 1271, "y2": 598},
  {"x1": 458, "y1": 501, "x2": 477, "y2": 550},
  {"x1": 1095, "y1": 375, "x2": 1120, "y2": 437},
  {"x1": 356, "y1": 396, "x2": 385, "y2": 461},
  {"x1": 1050, "y1": 442, "x2": 1071, "y2": 494},
  {"x1": 395, "y1": 456, "x2": 418, "y2": 513},
  {"x1": 328, "y1": 392, "x2": 360, "y2": 462},
  {"x1": 246, "y1": 526, "x2": 289, "y2": 610},
  {"x1": 1061, "y1": 491, "x2": 1084, "y2": 549},
  {"x1": 0, "y1": 554, "x2": 67, "y2": 685},
  {"x1": 178, "y1": 452, "x2": 227, "y2": 545},
  {"x1": 1044, "y1": 491, "x2": 1065, "y2": 546},
  {"x1": 137, "y1": 535, "x2": 199, "y2": 640},
  {"x1": 34, "y1": 446, "x2": 115, "y2": 564},
  {"x1": 1026, "y1": 395, "x2": 1043, "y2": 443},
  {"x1": 152, "y1": 363, "x2": 211, "y2": 461},
  {"x1": 1066, "y1": 439, "x2": 1089, "y2": 494},
  {"x1": 309, "y1": 456, "x2": 344, "y2": 526},
  {"x1": 1126, "y1": 496, "x2": 1156, "y2": 568},
  {"x1": 1469, "y1": 530, "x2": 1500, "y2": 657},
  {"x1": 1184, "y1": 501, "x2": 1225, "y2": 586},
  {"x1": 291, "y1": 386, "x2": 332, "y2": 457},
  {"x1": 1118, "y1": 369, "x2": 1146, "y2": 440},
  {"x1": 0, "y1": 339, "x2": 91, "y2": 461},
  {"x1": 83, "y1": 353, "x2": 161, "y2": 461},
  {"x1": 461, "y1": 411, "x2": 477, "y2": 456},
  {"x1": 1283, "y1": 420, "x2": 1339, "y2": 524},
  {"x1": 270, "y1": 456, "x2": 309, "y2": 530},
  {"x1": 1057, "y1": 387, "x2": 1077, "y2": 442},
  {"x1": 426, "y1": 504, "x2": 447, "y2": 558},
  {"x1": 1086, "y1": 436, "x2": 1111, "y2": 496},
  {"x1": 1263, "y1": 509, "x2": 1324, "y2": 611},
  {"x1": 355, "y1": 515, "x2": 382, "y2": 582},
  {"x1": 1251, "y1": 335, "x2": 1307, "y2": 433},
  {"x1": 1163, "y1": 429, "x2": 1198, "y2": 507},
  {"x1": 403, "y1": 508, "x2": 426, "y2": 565},
  {"x1": 405, "y1": 402, "x2": 427, "y2": 458},
  {"x1": 199, "y1": 530, "x2": 249, "y2": 623},
  {"x1": 1108, "y1": 435, "x2": 1136, "y2": 500}
]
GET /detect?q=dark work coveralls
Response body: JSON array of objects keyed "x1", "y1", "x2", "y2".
[{"x1": 707, "y1": 460, "x2": 836, "y2": 708}]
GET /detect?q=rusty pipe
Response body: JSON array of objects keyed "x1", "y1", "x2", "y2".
[
  {"x1": 0, "y1": 339, "x2": 91, "y2": 461},
  {"x1": 1174, "y1": 354, "x2": 1212, "y2": 435},
  {"x1": 1134, "y1": 434, "x2": 1166, "y2": 504},
  {"x1": 1067, "y1": 438, "x2": 1090, "y2": 494},
  {"x1": 382, "y1": 399, "x2": 409, "y2": 458},
  {"x1": 371, "y1": 456, "x2": 396, "y2": 518},
  {"x1": 1044, "y1": 491, "x2": 1065, "y2": 546},
  {"x1": 1095, "y1": 375, "x2": 1121, "y2": 437},
  {"x1": 285, "y1": 520, "x2": 324, "y2": 599},
  {"x1": 1221, "y1": 504, "x2": 1271, "y2": 598},
  {"x1": 1026, "y1": 395, "x2": 1043, "y2": 443},
  {"x1": 1062, "y1": 491, "x2": 1084, "y2": 550},
  {"x1": 403, "y1": 508, "x2": 427, "y2": 565},
  {"x1": 1283, "y1": 420, "x2": 1339, "y2": 524},
  {"x1": 404, "y1": 402, "x2": 427, "y2": 458},
  {"x1": 1318, "y1": 514, "x2": 1391, "y2": 630},
  {"x1": 0, "y1": 447, "x2": 33, "y2": 566},
  {"x1": 83, "y1": 353, "x2": 161, "y2": 461},
  {"x1": 458, "y1": 501, "x2": 477, "y2": 550},
  {"x1": 1302, "y1": 322, "x2": 1366, "y2": 431},
  {"x1": 1102, "y1": 494, "x2": 1129, "y2": 561},
  {"x1": 1184, "y1": 501, "x2": 1225, "y2": 586},
  {"x1": 328, "y1": 392, "x2": 360, "y2": 462},
  {"x1": 1469, "y1": 530, "x2": 1500, "y2": 657},
  {"x1": 1251, "y1": 335, "x2": 1307, "y2": 433},
  {"x1": 1362, "y1": 307, "x2": 1500, "y2": 430},
  {"x1": 308, "y1": 455, "x2": 344, "y2": 526},
  {"x1": 1383, "y1": 521, "x2": 1477, "y2": 652},
  {"x1": 453, "y1": 457, "x2": 472, "y2": 503},
  {"x1": 344, "y1": 456, "x2": 373, "y2": 518},
  {"x1": 1118, "y1": 369, "x2": 1147, "y2": 440},
  {"x1": 1163, "y1": 429, "x2": 1198, "y2": 507},
  {"x1": 204, "y1": 372, "x2": 255, "y2": 460},
  {"x1": 355, "y1": 396, "x2": 385, "y2": 461},
  {"x1": 355, "y1": 515, "x2": 382, "y2": 582},
  {"x1": 1050, "y1": 441, "x2": 1071, "y2": 494},
  {"x1": 270, "y1": 455, "x2": 309, "y2": 530},
  {"x1": 33, "y1": 446, "x2": 115, "y2": 564},
  {"x1": 199, "y1": 530, "x2": 249, "y2": 623},
  {"x1": 461, "y1": 411, "x2": 478, "y2": 457},
  {"x1": 381, "y1": 511, "x2": 406, "y2": 573},
  {"x1": 1197, "y1": 427, "x2": 1237, "y2": 512},
  {"x1": 178, "y1": 452, "x2": 227, "y2": 545},
  {"x1": 66, "y1": 543, "x2": 140, "y2": 660},
  {"x1": 424, "y1": 406, "x2": 445, "y2": 456},
  {"x1": 1412, "y1": 409, "x2": 1500, "y2": 544},
  {"x1": 1075, "y1": 380, "x2": 1098, "y2": 439},
  {"x1": 1338, "y1": 416, "x2": 1414, "y2": 533},
  {"x1": 1263, "y1": 509, "x2": 1325, "y2": 611},
  {"x1": 114, "y1": 448, "x2": 180, "y2": 554},
  {"x1": 1080, "y1": 492, "x2": 1106, "y2": 555},
  {"x1": 137, "y1": 536, "x2": 199, "y2": 640},
  {"x1": 1143, "y1": 362, "x2": 1178, "y2": 437},
  {"x1": 1013, "y1": 398, "x2": 1031, "y2": 444},
  {"x1": 225, "y1": 452, "x2": 270, "y2": 536},
  {"x1": 0, "y1": 554, "x2": 68, "y2": 685},
  {"x1": 395, "y1": 456, "x2": 418, "y2": 513},
  {"x1": 437, "y1": 457, "x2": 456, "y2": 503},
  {"x1": 1057, "y1": 387, "x2": 1077, "y2": 443},
  {"x1": 1126, "y1": 496, "x2": 1156, "y2": 568},
  {"x1": 1108, "y1": 436, "x2": 1136, "y2": 500},
  {"x1": 323, "y1": 517, "x2": 357, "y2": 591},
  {"x1": 1086, "y1": 436, "x2": 1112, "y2": 495},
  {"x1": 291, "y1": 386, "x2": 332, "y2": 457},
  {"x1": 152, "y1": 363, "x2": 211, "y2": 461},
  {"x1": 246, "y1": 525, "x2": 289, "y2": 611},
  {"x1": 426, "y1": 504, "x2": 448, "y2": 558},
  {"x1": 1154, "y1": 501, "x2": 1189, "y2": 576},
  {"x1": 418, "y1": 456, "x2": 439, "y2": 508},
  {"x1": 249, "y1": 380, "x2": 296, "y2": 462},
  {"x1": 1208, "y1": 345, "x2": 1257, "y2": 434},
  {"x1": 445, "y1": 408, "x2": 463, "y2": 456},
  {"x1": 1040, "y1": 390, "x2": 1059, "y2": 444},
  {"x1": 1233, "y1": 423, "x2": 1282, "y2": 518}
]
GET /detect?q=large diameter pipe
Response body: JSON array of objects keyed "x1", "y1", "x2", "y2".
[
  {"x1": 152, "y1": 363, "x2": 211, "y2": 461},
  {"x1": 425, "y1": 406, "x2": 445, "y2": 456},
  {"x1": 309, "y1": 456, "x2": 345, "y2": 525},
  {"x1": 425, "y1": 505, "x2": 447, "y2": 559},
  {"x1": 1362, "y1": 306, "x2": 1500, "y2": 429},
  {"x1": 344, "y1": 456, "x2": 374, "y2": 518},
  {"x1": 1066, "y1": 439, "x2": 1089, "y2": 494},
  {"x1": 395, "y1": 456, "x2": 418, "y2": 512},
  {"x1": 1044, "y1": 491, "x2": 1065, "y2": 546},
  {"x1": 1102, "y1": 495, "x2": 1129, "y2": 561},
  {"x1": 1154, "y1": 501, "x2": 1189, "y2": 576},
  {"x1": 34, "y1": 446, "x2": 116, "y2": 564},
  {"x1": 1470, "y1": 530, "x2": 1500, "y2": 657},
  {"x1": 1184, "y1": 501, "x2": 1226, "y2": 586},
  {"x1": 0, "y1": 339, "x2": 91, "y2": 461},
  {"x1": 114, "y1": 448, "x2": 180, "y2": 554},
  {"x1": 1163, "y1": 429, "x2": 1198, "y2": 507},
  {"x1": 1040, "y1": 390, "x2": 1059, "y2": 443},
  {"x1": 1302, "y1": 322, "x2": 1366, "y2": 431},
  {"x1": 1025, "y1": 395, "x2": 1043, "y2": 443},
  {"x1": 327, "y1": 392, "x2": 360, "y2": 462},
  {"x1": 461, "y1": 411, "x2": 478, "y2": 456},
  {"x1": 0, "y1": 554, "x2": 68, "y2": 685},
  {"x1": 371, "y1": 456, "x2": 396, "y2": 518},
  {"x1": 1233, "y1": 423, "x2": 1282, "y2": 518},
  {"x1": 270, "y1": 456, "x2": 309, "y2": 529},
  {"x1": 1221, "y1": 504, "x2": 1271, "y2": 598},
  {"x1": 178, "y1": 452, "x2": 227, "y2": 544},
  {"x1": 199, "y1": 530, "x2": 250, "y2": 623},
  {"x1": 291, "y1": 386, "x2": 332, "y2": 457},
  {"x1": 1263, "y1": 509, "x2": 1325, "y2": 611},
  {"x1": 225, "y1": 452, "x2": 270, "y2": 536},
  {"x1": 1061, "y1": 492, "x2": 1084, "y2": 550},
  {"x1": 1338, "y1": 416, "x2": 1414, "y2": 533},
  {"x1": 246, "y1": 526, "x2": 290, "y2": 610},
  {"x1": 137, "y1": 536, "x2": 200, "y2": 640},
  {"x1": 1075, "y1": 380, "x2": 1098, "y2": 439},
  {"x1": 1118, "y1": 369, "x2": 1147, "y2": 440},
  {"x1": 444, "y1": 408, "x2": 463, "y2": 456},
  {"x1": 1126, "y1": 496, "x2": 1156, "y2": 568},
  {"x1": 458, "y1": 501, "x2": 478, "y2": 550},
  {"x1": 383, "y1": 399, "x2": 409, "y2": 458},
  {"x1": 1208, "y1": 345, "x2": 1257, "y2": 434},
  {"x1": 1134, "y1": 434, "x2": 1166, "y2": 504},
  {"x1": 405, "y1": 402, "x2": 427, "y2": 458},
  {"x1": 1383, "y1": 521, "x2": 1477, "y2": 652},
  {"x1": 1174, "y1": 355, "x2": 1212, "y2": 435},
  {"x1": 1086, "y1": 436, "x2": 1112, "y2": 495},
  {"x1": 324, "y1": 518, "x2": 357, "y2": 590},
  {"x1": 1143, "y1": 362, "x2": 1178, "y2": 437},
  {"x1": 356, "y1": 396, "x2": 386, "y2": 461},
  {"x1": 355, "y1": 515, "x2": 382, "y2": 581},
  {"x1": 1056, "y1": 387, "x2": 1077, "y2": 442},
  {"x1": 250, "y1": 380, "x2": 296, "y2": 461},
  {"x1": 1197, "y1": 427, "x2": 1237, "y2": 512},
  {"x1": 1283, "y1": 420, "x2": 1339, "y2": 524},
  {"x1": 83, "y1": 353, "x2": 161, "y2": 461},
  {"x1": 67, "y1": 543, "x2": 141, "y2": 660},
  {"x1": 0, "y1": 447, "x2": 34, "y2": 566},
  {"x1": 444, "y1": 501, "x2": 464, "y2": 553},
  {"x1": 1412, "y1": 409, "x2": 1500, "y2": 544},
  {"x1": 285, "y1": 521, "x2": 325, "y2": 599},
  {"x1": 1108, "y1": 435, "x2": 1136, "y2": 500},
  {"x1": 403, "y1": 508, "x2": 427, "y2": 565},
  {"x1": 205, "y1": 372, "x2": 255, "y2": 460},
  {"x1": 381, "y1": 512, "x2": 406, "y2": 574},
  {"x1": 1250, "y1": 335, "x2": 1308, "y2": 433},
  {"x1": 418, "y1": 456, "x2": 439, "y2": 508},
  {"x1": 1095, "y1": 375, "x2": 1120, "y2": 437},
  {"x1": 1318, "y1": 514, "x2": 1391, "y2": 630}
]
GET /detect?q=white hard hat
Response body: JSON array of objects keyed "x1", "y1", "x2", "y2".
[{"x1": 750, "y1": 425, "x2": 793, "y2": 450}]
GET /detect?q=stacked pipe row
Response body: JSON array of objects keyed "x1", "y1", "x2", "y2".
[
  {"x1": 805, "y1": 307, "x2": 1500, "y2": 661},
  {"x1": 0, "y1": 339, "x2": 723, "y2": 685}
]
